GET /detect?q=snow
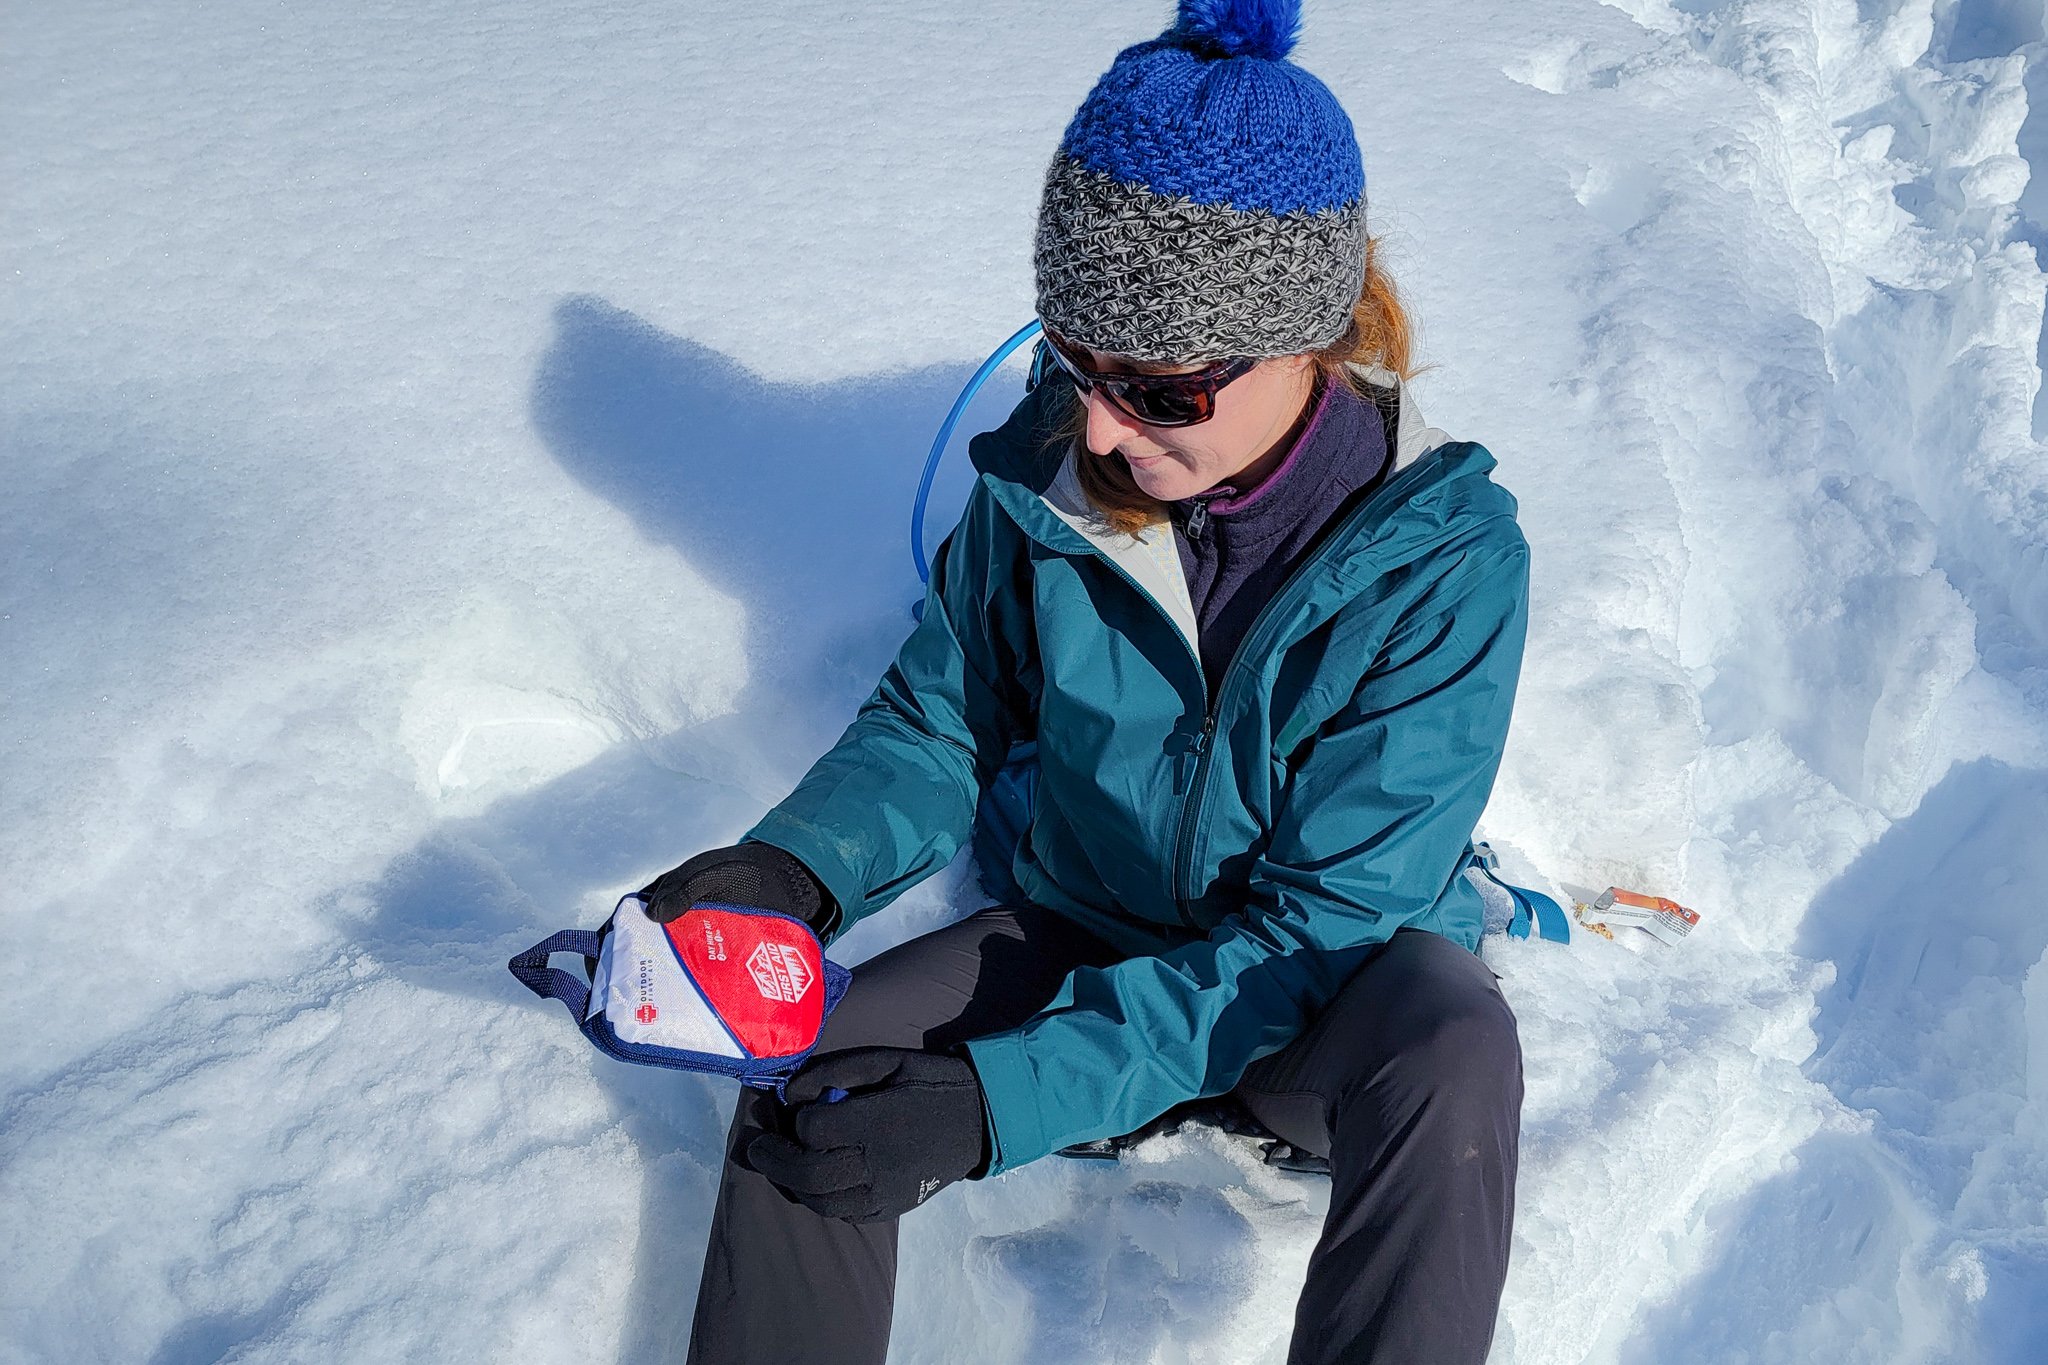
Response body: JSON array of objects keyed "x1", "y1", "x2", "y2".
[{"x1": 4, "y1": 0, "x2": 2046, "y2": 1361}]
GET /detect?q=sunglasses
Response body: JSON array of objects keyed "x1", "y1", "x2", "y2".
[{"x1": 1032, "y1": 327, "x2": 1256, "y2": 428}]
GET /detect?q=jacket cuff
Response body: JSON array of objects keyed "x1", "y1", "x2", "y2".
[{"x1": 962, "y1": 1032, "x2": 1050, "y2": 1178}]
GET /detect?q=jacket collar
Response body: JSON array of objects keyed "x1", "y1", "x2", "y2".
[{"x1": 988, "y1": 368, "x2": 1460, "y2": 654}]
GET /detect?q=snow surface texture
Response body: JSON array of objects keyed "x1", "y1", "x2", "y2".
[{"x1": 5, "y1": 1, "x2": 2047, "y2": 1361}]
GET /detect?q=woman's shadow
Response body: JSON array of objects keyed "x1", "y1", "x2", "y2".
[{"x1": 350, "y1": 295, "x2": 1003, "y2": 1361}]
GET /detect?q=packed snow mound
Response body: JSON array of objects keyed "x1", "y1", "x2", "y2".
[{"x1": 4, "y1": 1, "x2": 2046, "y2": 1362}]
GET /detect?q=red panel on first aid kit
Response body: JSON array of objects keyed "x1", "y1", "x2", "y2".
[{"x1": 666, "y1": 907, "x2": 826, "y2": 1060}]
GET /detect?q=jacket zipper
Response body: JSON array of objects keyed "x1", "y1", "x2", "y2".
[
  {"x1": 1166, "y1": 712, "x2": 1217, "y2": 922},
  {"x1": 1163, "y1": 459, "x2": 1434, "y2": 925}
]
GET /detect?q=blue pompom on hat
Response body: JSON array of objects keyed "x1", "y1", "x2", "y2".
[{"x1": 1035, "y1": 0, "x2": 1368, "y2": 363}]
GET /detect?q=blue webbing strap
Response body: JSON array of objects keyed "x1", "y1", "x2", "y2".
[
  {"x1": 911, "y1": 319, "x2": 1045, "y2": 608},
  {"x1": 1503, "y1": 879, "x2": 1573, "y2": 943},
  {"x1": 508, "y1": 928, "x2": 607, "y2": 1021},
  {"x1": 511, "y1": 926, "x2": 714, "y2": 1075},
  {"x1": 1467, "y1": 844, "x2": 1571, "y2": 944}
]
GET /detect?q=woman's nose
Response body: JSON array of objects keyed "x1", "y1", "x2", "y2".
[{"x1": 1083, "y1": 387, "x2": 1144, "y2": 453}]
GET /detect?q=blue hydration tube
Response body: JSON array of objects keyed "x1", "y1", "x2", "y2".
[{"x1": 912, "y1": 319, "x2": 1044, "y2": 588}]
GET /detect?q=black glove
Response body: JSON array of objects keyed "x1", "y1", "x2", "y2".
[
  {"x1": 746, "y1": 1046, "x2": 991, "y2": 1223},
  {"x1": 639, "y1": 841, "x2": 839, "y2": 939}
]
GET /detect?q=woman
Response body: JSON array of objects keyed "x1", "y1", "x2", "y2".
[{"x1": 654, "y1": 4, "x2": 1529, "y2": 1361}]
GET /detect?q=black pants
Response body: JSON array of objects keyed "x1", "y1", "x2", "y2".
[{"x1": 684, "y1": 906, "x2": 1522, "y2": 1364}]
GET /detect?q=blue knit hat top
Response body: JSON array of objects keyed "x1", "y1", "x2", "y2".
[
  {"x1": 1035, "y1": 0, "x2": 1370, "y2": 362},
  {"x1": 1059, "y1": 29, "x2": 1363, "y2": 214}
]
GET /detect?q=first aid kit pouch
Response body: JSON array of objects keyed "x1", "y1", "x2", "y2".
[{"x1": 509, "y1": 894, "x2": 851, "y2": 1092}]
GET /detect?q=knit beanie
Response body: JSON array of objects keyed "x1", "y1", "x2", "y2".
[{"x1": 1034, "y1": 0, "x2": 1367, "y2": 364}]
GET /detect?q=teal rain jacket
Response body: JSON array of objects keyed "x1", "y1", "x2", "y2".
[{"x1": 746, "y1": 369, "x2": 1530, "y2": 1176}]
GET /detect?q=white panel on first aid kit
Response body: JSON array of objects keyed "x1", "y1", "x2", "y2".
[{"x1": 592, "y1": 898, "x2": 745, "y2": 1058}]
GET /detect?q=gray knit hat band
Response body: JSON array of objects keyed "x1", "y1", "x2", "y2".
[{"x1": 1033, "y1": 154, "x2": 1367, "y2": 364}]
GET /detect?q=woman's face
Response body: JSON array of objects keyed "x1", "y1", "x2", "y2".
[{"x1": 1071, "y1": 343, "x2": 1319, "y2": 503}]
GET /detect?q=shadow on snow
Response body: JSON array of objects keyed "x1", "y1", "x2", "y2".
[{"x1": 342, "y1": 298, "x2": 1244, "y2": 1363}]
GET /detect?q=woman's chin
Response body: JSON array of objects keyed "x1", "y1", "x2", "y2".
[{"x1": 1125, "y1": 455, "x2": 1195, "y2": 501}]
